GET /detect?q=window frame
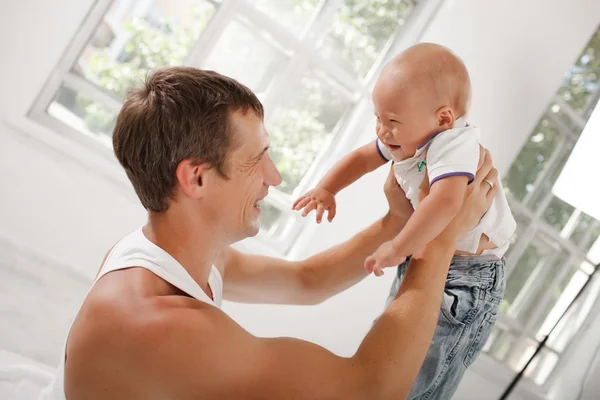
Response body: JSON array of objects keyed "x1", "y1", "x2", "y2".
[
  {"x1": 28, "y1": 0, "x2": 439, "y2": 255},
  {"x1": 489, "y1": 82, "x2": 600, "y2": 391}
]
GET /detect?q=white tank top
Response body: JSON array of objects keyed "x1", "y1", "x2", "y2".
[{"x1": 39, "y1": 227, "x2": 223, "y2": 400}]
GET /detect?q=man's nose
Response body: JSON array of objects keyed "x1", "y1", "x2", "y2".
[{"x1": 264, "y1": 153, "x2": 282, "y2": 187}]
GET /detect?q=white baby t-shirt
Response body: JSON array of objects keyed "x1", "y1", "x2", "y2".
[{"x1": 376, "y1": 118, "x2": 516, "y2": 258}]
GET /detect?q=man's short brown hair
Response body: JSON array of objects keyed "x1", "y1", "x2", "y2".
[{"x1": 112, "y1": 67, "x2": 264, "y2": 212}]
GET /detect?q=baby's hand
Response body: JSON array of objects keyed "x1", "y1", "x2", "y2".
[
  {"x1": 364, "y1": 241, "x2": 407, "y2": 277},
  {"x1": 293, "y1": 188, "x2": 337, "y2": 223}
]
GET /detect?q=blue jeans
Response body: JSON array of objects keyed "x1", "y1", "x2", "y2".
[{"x1": 384, "y1": 255, "x2": 506, "y2": 400}]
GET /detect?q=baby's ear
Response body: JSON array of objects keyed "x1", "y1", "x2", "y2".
[{"x1": 436, "y1": 106, "x2": 455, "y2": 129}]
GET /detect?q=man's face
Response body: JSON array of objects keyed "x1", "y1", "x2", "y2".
[{"x1": 210, "y1": 110, "x2": 282, "y2": 241}]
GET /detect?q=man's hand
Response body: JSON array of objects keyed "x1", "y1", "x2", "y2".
[
  {"x1": 364, "y1": 241, "x2": 407, "y2": 277},
  {"x1": 293, "y1": 187, "x2": 337, "y2": 223},
  {"x1": 383, "y1": 163, "x2": 413, "y2": 224},
  {"x1": 443, "y1": 147, "x2": 498, "y2": 240}
]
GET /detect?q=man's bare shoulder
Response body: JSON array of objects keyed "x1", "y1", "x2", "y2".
[{"x1": 66, "y1": 268, "x2": 242, "y2": 399}]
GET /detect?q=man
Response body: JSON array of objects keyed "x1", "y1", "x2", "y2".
[{"x1": 44, "y1": 67, "x2": 498, "y2": 399}]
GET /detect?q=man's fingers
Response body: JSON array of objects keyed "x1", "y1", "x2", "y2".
[
  {"x1": 476, "y1": 145, "x2": 486, "y2": 169},
  {"x1": 484, "y1": 168, "x2": 499, "y2": 200},
  {"x1": 473, "y1": 149, "x2": 493, "y2": 186}
]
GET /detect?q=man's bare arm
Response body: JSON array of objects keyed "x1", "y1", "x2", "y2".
[
  {"x1": 117, "y1": 149, "x2": 499, "y2": 400},
  {"x1": 140, "y1": 231, "x2": 460, "y2": 400},
  {"x1": 222, "y1": 211, "x2": 405, "y2": 305},
  {"x1": 222, "y1": 164, "x2": 414, "y2": 305}
]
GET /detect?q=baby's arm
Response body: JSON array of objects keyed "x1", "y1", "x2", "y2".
[
  {"x1": 390, "y1": 176, "x2": 469, "y2": 257},
  {"x1": 365, "y1": 125, "x2": 480, "y2": 275},
  {"x1": 365, "y1": 176, "x2": 469, "y2": 275},
  {"x1": 293, "y1": 140, "x2": 388, "y2": 222}
]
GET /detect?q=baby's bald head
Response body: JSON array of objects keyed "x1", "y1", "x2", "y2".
[{"x1": 380, "y1": 43, "x2": 471, "y2": 116}]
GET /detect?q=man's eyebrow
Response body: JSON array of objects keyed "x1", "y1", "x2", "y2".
[{"x1": 252, "y1": 146, "x2": 270, "y2": 160}]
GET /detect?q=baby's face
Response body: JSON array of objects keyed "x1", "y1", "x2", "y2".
[{"x1": 372, "y1": 77, "x2": 441, "y2": 158}]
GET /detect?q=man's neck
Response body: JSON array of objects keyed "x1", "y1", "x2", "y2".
[{"x1": 144, "y1": 210, "x2": 226, "y2": 296}]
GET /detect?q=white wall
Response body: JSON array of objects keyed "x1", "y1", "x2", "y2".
[
  {"x1": 0, "y1": 0, "x2": 599, "y2": 399},
  {"x1": 0, "y1": 0, "x2": 146, "y2": 366}
]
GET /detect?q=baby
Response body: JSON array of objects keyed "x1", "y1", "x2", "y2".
[
  {"x1": 294, "y1": 43, "x2": 517, "y2": 398},
  {"x1": 294, "y1": 43, "x2": 516, "y2": 273}
]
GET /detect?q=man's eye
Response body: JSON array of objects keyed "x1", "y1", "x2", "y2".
[{"x1": 390, "y1": 119, "x2": 399, "y2": 123}]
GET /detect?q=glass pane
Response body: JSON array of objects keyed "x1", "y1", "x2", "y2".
[
  {"x1": 253, "y1": 0, "x2": 322, "y2": 36},
  {"x1": 542, "y1": 196, "x2": 576, "y2": 231},
  {"x1": 504, "y1": 242, "x2": 542, "y2": 308},
  {"x1": 506, "y1": 337, "x2": 538, "y2": 372},
  {"x1": 569, "y1": 213, "x2": 600, "y2": 250},
  {"x1": 549, "y1": 102, "x2": 584, "y2": 136},
  {"x1": 259, "y1": 201, "x2": 284, "y2": 231},
  {"x1": 485, "y1": 326, "x2": 517, "y2": 362},
  {"x1": 202, "y1": 19, "x2": 289, "y2": 96},
  {"x1": 506, "y1": 208, "x2": 531, "y2": 252},
  {"x1": 267, "y1": 73, "x2": 353, "y2": 194},
  {"x1": 526, "y1": 139, "x2": 574, "y2": 210},
  {"x1": 557, "y1": 27, "x2": 600, "y2": 117},
  {"x1": 503, "y1": 117, "x2": 564, "y2": 202},
  {"x1": 508, "y1": 247, "x2": 570, "y2": 327},
  {"x1": 504, "y1": 234, "x2": 562, "y2": 313},
  {"x1": 533, "y1": 268, "x2": 587, "y2": 337},
  {"x1": 524, "y1": 348, "x2": 560, "y2": 385},
  {"x1": 317, "y1": 0, "x2": 415, "y2": 78},
  {"x1": 582, "y1": 220, "x2": 600, "y2": 255},
  {"x1": 48, "y1": 85, "x2": 117, "y2": 140},
  {"x1": 74, "y1": 0, "x2": 217, "y2": 99},
  {"x1": 547, "y1": 271, "x2": 600, "y2": 352}
]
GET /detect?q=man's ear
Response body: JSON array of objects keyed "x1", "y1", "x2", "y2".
[
  {"x1": 436, "y1": 106, "x2": 455, "y2": 130},
  {"x1": 175, "y1": 159, "x2": 211, "y2": 200}
]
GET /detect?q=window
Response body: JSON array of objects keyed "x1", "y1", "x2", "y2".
[
  {"x1": 484, "y1": 26, "x2": 600, "y2": 388},
  {"x1": 30, "y1": 0, "x2": 431, "y2": 253}
]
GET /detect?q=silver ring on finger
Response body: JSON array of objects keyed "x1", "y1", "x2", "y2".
[{"x1": 483, "y1": 179, "x2": 495, "y2": 190}]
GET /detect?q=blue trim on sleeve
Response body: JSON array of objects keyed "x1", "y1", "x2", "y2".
[
  {"x1": 430, "y1": 172, "x2": 475, "y2": 187},
  {"x1": 375, "y1": 140, "x2": 391, "y2": 162}
]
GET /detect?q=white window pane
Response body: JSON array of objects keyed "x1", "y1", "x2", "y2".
[
  {"x1": 503, "y1": 117, "x2": 566, "y2": 203},
  {"x1": 485, "y1": 326, "x2": 517, "y2": 362},
  {"x1": 504, "y1": 234, "x2": 563, "y2": 313},
  {"x1": 259, "y1": 201, "x2": 284, "y2": 232},
  {"x1": 534, "y1": 268, "x2": 587, "y2": 338},
  {"x1": 557, "y1": 28, "x2": 600, "y2": 118},
  {"x1": 524, "y1": 348, "x2": 560, "y2": 385},
  {"x1": 588, "y1": 235, "x2": 600, "y2": 264},
  {"x1": 507, "y1": 337, "x2": 538, "y2": 372},
  {"x1": 547, "y1": 270, "x2": 600, "y2": 352},
  {"x1": 253, "y1": 0, "x2": 322, "y2": 36},
  {"x1": 202, "y1": 19, "x2": 289, "y2": 96},
  {"x1": 74, "y1": 0, "x2": 217, "y2": 99},
  {"x1": 317, "y1": 0, "x2": 415, "y2": 78},
  {"x1": 508, "y1": 246, "x2": 571, "y2": 328},
  {"x1": 267, "y1": 74, "x2": 353, "y2": 194},
  {"x1": 48, "y1": 85, "x2": 117, "y2": 142},
  {"x1": 549, "y1": 102, "x2": 585, "y2": 136}
]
